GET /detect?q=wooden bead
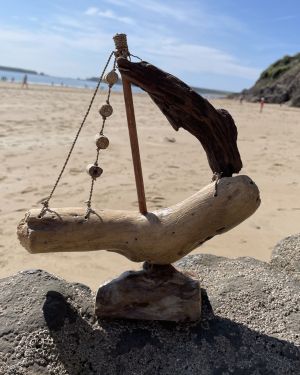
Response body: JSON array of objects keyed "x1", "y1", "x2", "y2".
[
  {"x1": 86, "y1": 164, "x2": 103, "y2": 179},
  {"x1": 99, "y1": 104, "x2": 113, "y2": 118},
  {"x1": 95, "y1": 135, "x2": 109, "y2": 149},
  {"x1": 105, "y1": 71, "x2": 119, "y2": 86}
]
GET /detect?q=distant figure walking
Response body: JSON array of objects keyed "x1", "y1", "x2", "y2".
[
  {"x1": 239, "y1": 95, "x2": 244, "y2": 104},
  {"x1": 260, "y1": 97, "x2": 265, "y2": 113},
  {"x1": 22, "y1": 74, "x2": 28, "y2": 88}
]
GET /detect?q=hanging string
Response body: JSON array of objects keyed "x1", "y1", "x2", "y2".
[
  {"x1": 85, "y1": 63, "x2": 116, "y2": 218},
  {"x1": 129, "y1": 53, "x2": 142, "y2": 61},
  {"x1": 39, "y1": 51, "x2": 114, "y2": 216},
  {"x1": 39, "y1": 34, "x2": 143, "y2": 218}
]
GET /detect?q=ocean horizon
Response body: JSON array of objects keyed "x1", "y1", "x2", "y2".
[{"x1": 0, "y1": 69, "x2": 228, "y2": 99}]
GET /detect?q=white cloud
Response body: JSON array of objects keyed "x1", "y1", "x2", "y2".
[
  {"x1": 84, "y1": 7, "x2": 134, "y2": 24},
  {"x1": 97, "y1": 10, "x2": 134, "y2": 24},
  {"x1": 85, "y1": 7, "x2": 99, "y2": 16},
  {"x1": 130, "y1": 0, "x2": 187, "y2": 21},
  {"x1": 127, "y1": 37, "x2": 260, "y2": 80},
  {"x1": 55, "y1": 15, "x2": 84, "y2": 29},
  {"x1": 105, "y1": 0, "x2": 246, "y2": 33},
  {"x1": 162, "y1": 43, "x2": 259, "y2": 79},
  {"x1": 106, "y1": 0, "x2": 188, "y2": 21},
  {"x1": 0, "y1": 10, "x2": 259, "y2": 89},
  {"x1": 0, "y1": 25, "x2": 113, "y2": 77},
  {"x1": 272, "y1": 15, "x2": 297, "y2": 22}
]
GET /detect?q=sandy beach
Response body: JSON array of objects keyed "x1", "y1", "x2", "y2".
[{"x1": 0, "y1": 82, "x2": 299, "y2": 290}]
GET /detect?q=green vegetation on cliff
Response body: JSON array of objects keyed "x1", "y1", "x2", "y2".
[
  {"x1": 242, "y1": 52, "x2": 300, "y2": 107},
  {"x1": 259, "y1": 53, "x2": 300, "y2": 81}
]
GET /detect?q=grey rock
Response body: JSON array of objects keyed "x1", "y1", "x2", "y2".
[
  {"x1": 232, "y1": 53, "x2": 300, "y2": 107},
  {"x1": 271, "y1": 233, "x2": 300, "y2": 280},
  {"x1": 0, "y1": 255, "x2": 299, "y2": 374},
  {"x1": 291, "y1": 95, "x2": 300, "y2": 107}
]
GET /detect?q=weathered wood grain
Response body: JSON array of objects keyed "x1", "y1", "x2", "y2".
[
  {"x1": 117, "y1": 57, "x2": 243, "y2": 177},
  {"x1": 95, "y1": 263, "x2": 201, "y2": 322},
  {"x1": 17, "y1": 175, "x2": 260, "y2": 263}
]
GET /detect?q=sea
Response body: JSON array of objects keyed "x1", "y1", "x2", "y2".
[{"x1": 0, "y1": 69, "x2": 226, "y2": 98}]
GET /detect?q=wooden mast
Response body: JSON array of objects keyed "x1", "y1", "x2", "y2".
[{"x1": 113, "y1": 33, "x2": 147, "y2": 214}]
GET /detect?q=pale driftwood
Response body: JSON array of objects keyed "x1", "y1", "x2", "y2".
[
  {"x1": 17, "y1": 175, "x2": 260, "y2": 264},
  {"x1": 18, "y1": 175, "x2": 259, "y2": 262},
  {"x1": 95, "y1": 263, "x2": 201, "y2": 322}
]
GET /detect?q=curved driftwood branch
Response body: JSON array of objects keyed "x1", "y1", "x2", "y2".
[
  {"x1": 117, "y1": 57, "x2": 242, "y2": 177},
  {"x1": 17, "y1": 175, "x2": 260, "y2": 264}
]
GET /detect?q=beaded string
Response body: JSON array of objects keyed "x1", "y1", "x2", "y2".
[
  {"x1": 85, "y1": 61, "x2": 119, "y2": 218},
  {"x1": 38, "y1": 34, "x2": 141, "y2": 218},
  {"x1": 39, "y1": 51, "x2": 115, "y2": 217}
]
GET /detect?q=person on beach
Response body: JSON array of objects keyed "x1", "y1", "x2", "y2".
[
  {"x1": 239, "y1": 95, "x2": 244, "y2": 104},
  {"x1": 22, "y1": 74, "x2": 28, "y2": 89},
  {"x1": 260, "y1": 97, "x2": 265, "y2": 113}
]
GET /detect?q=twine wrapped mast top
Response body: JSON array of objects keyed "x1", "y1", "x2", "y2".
[{"x1": 113, "y1": 33, "x2": 130, "y2": 58}]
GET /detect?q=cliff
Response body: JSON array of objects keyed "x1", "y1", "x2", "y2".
[{"x1": 242, "y1": 53, "x2": 300, "y2": 107}]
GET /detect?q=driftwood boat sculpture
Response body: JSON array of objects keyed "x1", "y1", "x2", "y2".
[
  {"x1": 18, "y1": 176, "x2": 259, "y2": 264},
  {"x1": 17, "y1": 34, "x2": 260, "y2": 322}
]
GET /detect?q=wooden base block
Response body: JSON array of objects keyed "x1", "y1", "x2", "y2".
[{"x1": 95, "y1": 263, "x2": 201, "y2": 322}]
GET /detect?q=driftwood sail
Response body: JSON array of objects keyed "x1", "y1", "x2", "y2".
[
  {"x1": 117, "y1": 57, "x2": 243, "y2": 177},
  {"x1": 17, "y1": 34, "x2": 260, "y2": 321}
]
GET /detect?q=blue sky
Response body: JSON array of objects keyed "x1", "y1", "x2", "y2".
[{"x1": 0, "y1": 0, "x2": 299, "y2": 91}]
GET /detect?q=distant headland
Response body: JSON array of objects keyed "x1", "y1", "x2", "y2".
[
  {"x1": 0, "y1": 65, "x2": 39, "y2": 75},
  {"x1": 86, "y1": 76, "x2": 232, "y2": 96},
  {"x1": 1, "y1": 65, "x2": 232, "y2": 97},
  {"x1": 236, "y1": 52, "x2": 300, "y2": 107}
]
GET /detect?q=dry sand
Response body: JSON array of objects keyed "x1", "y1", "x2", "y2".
[{"x1": 0, "y1": 82, "x2": 299, "y2": 290}]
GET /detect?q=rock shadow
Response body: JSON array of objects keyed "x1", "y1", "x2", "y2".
[{"x1": 44, "y1": 289, "x2": 300, "y2": 375}]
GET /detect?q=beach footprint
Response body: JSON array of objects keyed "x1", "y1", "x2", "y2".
[
  {"x1": 69, "y1": 167, "x2": 82, "y2": 175},
  {"x1": 21, "y1": 186, "x2": 38, "y2": 194},
  {"x1": 149, "y1": 172, "x2": 159, "y2": 180},
  {"x1": 149, "y1": 195, "x2": 165, "y2": 208},
  {"x1": 167, "y1": 165, "x2": 179, "y2": 169}
]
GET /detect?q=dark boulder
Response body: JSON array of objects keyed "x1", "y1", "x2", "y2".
[
  {"x1": 271, "y1": 233, "x2": 300, "y2": 280},
  {"x1": 0, "y1": 235, "x2": 299, "y2": 374}
]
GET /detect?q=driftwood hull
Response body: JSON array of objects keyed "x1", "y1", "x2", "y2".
[{"x1": 17, "y1": 175, "x2": 260, "y2": 264}]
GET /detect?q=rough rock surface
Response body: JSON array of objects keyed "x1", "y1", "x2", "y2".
[
  {"x1": 234, "y1": 53, "x2": 300, "y2": 107},
  {"x1": 0, "y1": 235, "x2": 299, "y2": 374},
  {"x1": 271, "y1": 233, "x2": 300, "y2": 280}
]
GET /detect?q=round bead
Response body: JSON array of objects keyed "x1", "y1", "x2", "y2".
[
  {"x1": 105, "y1": 71, "x2": 119, "y2": 86},
  {"x1": 95, "y1": 135, "x2": 109, "y2": 149},
  {"x1": 99, "y1": 104, "x2": 113, "y2": 118},
  {"x1": 86, "y1": 164, "x2": 103, "y2": 179}
]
